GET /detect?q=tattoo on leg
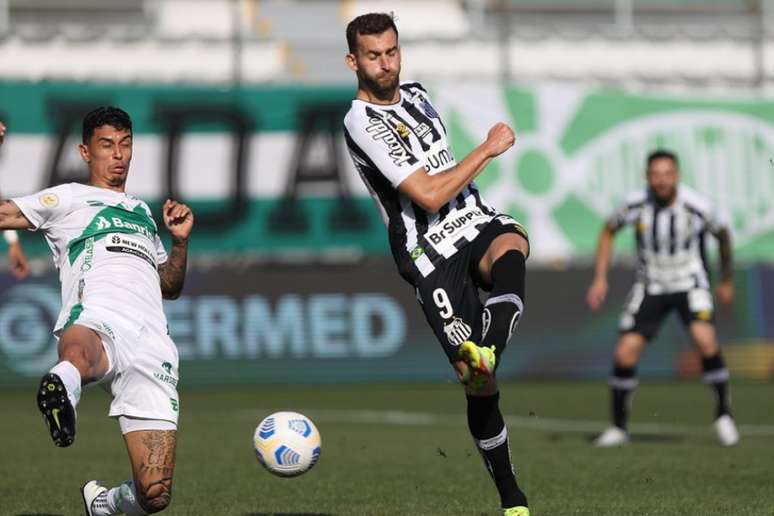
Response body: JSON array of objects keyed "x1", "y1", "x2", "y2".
[{"x1": 139, "y1": 431, "x2": 176, "y2": 477}]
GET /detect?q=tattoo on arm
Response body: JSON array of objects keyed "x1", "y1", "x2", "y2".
[{"x1": 159, "y1": 241, "x2": 188, "y2": 299}]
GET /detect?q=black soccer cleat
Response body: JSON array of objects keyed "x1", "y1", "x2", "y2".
[{"x1": 37, "y1": 373, "x2": 76, "y2": 447}]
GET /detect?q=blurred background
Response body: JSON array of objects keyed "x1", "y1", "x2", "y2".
[{"x1": 1, "y1": 0, "x2": 773, "y2": 386}]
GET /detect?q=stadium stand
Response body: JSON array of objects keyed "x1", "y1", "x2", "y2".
[{"x1": 0, "y1": 0, "x2": 771, "y2": 86}]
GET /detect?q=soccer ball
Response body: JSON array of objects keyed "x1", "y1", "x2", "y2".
[{"x1": 253, "y1": 411, "x2": 321, "y2": 477}]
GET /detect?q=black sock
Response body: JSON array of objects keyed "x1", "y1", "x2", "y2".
[
  {"x1": 609, "y1": 364, "x2": 637, "y2": 431},
  {"x1": 702, "y1": 352, "x2": 731, "y2": 418},
  {"x1": 481, "y1": 250, "x2": 526, "y2": 353},
  {"x1": 467, "y1": 392, "x2": 528, "y2": 509}
]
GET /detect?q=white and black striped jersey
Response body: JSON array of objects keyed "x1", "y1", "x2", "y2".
[
  {"x1": 343, "y1": 81, "x2": 497, "y2": 284},
  {"x1": 610, "y1": 185, "x2": 728, "y2": 295}
]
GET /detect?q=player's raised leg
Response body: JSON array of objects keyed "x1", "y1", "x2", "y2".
[
  {"x1": 83, "y1": 429, "x2": 177, "y2": 515},
  {"x1": 689, "y1": 320, "x2": 739, "y2": 446},
  {"x1": 594, "y1": 332, "x2": 645, "y2": 447},
  {"x1": 37, "y1": 325, "x2": 109, "y2": 447},
  {"x1": 458, "y1": 231, "x2": 529, "y2": 515},
  {"x1": 458, "y1": 232, "x2": 528, "y2": 381}
]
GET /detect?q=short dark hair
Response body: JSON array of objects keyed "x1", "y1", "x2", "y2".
[
  {"x1": 646, "y1": 149, "x2": 679, "y2": 168},
  {"x1": 82, "y1": 106, "x2": 132, "y2": 144},
  {"x1": 346, "y1": 12, "x2": 398, "y2": 53}
]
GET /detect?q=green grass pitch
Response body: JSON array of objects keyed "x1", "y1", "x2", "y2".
[{"x1": 2, "y1": 381, "x2": 773, "y2": 515}]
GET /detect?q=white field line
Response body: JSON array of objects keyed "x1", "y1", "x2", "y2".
[{"x1": 237, "y1": 409, "x2": 774, "y2": 437}]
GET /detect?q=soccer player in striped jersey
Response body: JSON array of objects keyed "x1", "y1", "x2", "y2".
[
  {"x1": 343, "y1": 13, "x2": 530, "y2": 516},
  {"x1": 587, "y1": 150, "x2": 739, "y2": 447}
]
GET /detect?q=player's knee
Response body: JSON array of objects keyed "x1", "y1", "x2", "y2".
[
  {"x1": 614, "y1": 345, "x2": 639, "y2": 367},
  {"x1": 59, "y1": 328, "x2": 100, "y2": 365},
  {"x1": 138, "y1": 480, "x2": 172, "y2": 513},
  {"x1": 512, "y1": 233, "x2": 529, "y2": 257},
  {"x1": 58, "y1": 344, "x2": 91, "y2": 372}
]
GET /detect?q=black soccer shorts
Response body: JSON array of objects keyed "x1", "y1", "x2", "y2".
[
  {"x1": 414, "y1": 215, "x2": 528, "y2": 363},
  {"x1": 618, "y1": 282, "x2": 715, "y2": 340}
]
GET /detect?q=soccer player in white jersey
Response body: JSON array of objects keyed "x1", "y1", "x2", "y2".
[
  {"x1": 343, "y1": 13, "x2": 530, "y2": 516},
  {"x1": 0, "y1": 107, "x2": 193, "y2": 514},
  {"x1": 587, "y1": 150, "x2": 739, "y2": 447},
  {"x1": 0, "y1": 119, "x2": 30, "y2": 279}
]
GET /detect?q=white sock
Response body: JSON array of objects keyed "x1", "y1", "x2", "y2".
[
  {"x1": 50, "y1": 361, "x2": 82, "y2": 409},
  {"x1": 108, "y1": 480, "x2": 147, "y2": 516}
]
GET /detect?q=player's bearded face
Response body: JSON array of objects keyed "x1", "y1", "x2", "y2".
[
  {"x1": 355, "y1": 31, "x2": 401, "y2": 99},
  {"x1": 359, "y1": 65, "x2": 400, "y2": 98},
  {"x1": 647, "y1": 158, "x2": 679, "y2": 204},
  {"x1": 81, "y1": 125, "x2": 133, "y2": 189}
]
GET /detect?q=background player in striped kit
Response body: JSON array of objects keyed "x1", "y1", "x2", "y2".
[
  {"x1": 587, "y1": 149, "x2": 739, "y2": 447},
  {"x1": 0, "y1": 119, "x2": 30, "y2": 279},
  {"x1": 343, "y1": 13, "x2": 530, "y2": 516}
]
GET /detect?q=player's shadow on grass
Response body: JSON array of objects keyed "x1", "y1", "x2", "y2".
[
  {"x1": 630, "y1": 434, "x2": 686, "y2": 444},
  {"x1": 545, "y1": 433, "x2": 687, "y2": 444},
  {"x1": 246, "y1": 513, "x2": 335, "y2": 516},
  {"x1": 16, "y1": 513, "x2": 65, "y2": 516},
  {"x1": 573, "y1": 433, "x2": 686, "y2": 444}
]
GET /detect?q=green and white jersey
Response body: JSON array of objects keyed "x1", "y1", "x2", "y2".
[{"x1": 12, "y1": 183, "x2": 168, "y2": 334}]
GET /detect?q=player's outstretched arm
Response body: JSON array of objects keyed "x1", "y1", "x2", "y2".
[
  {"x1": 714, "y1": 227, "x2": 734, "y2": 304},
  {"x1": 398, "y1": 122, "x2": 515, "y2": 214},
  {"x1": 587, "y1": 222, "x2": 617, "y2": 311},
  {"x1": 158, "y1": 200, "x2": 193, "y2": 300},
  {"x1": 0, "y1": 200, "x2": 34, "y2": 230}
]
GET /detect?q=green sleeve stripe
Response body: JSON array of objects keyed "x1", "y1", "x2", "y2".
[{"x1": 63, "y1": 303, "x2": 83, "y2": 330}]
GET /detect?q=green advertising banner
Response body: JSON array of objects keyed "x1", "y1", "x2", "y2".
[
  {"x1": 1, "y1": 264, "x2": 772, "y2": 385},
  {"x1": 1, "y1": 81, "x2": 773, "y2": 263}
]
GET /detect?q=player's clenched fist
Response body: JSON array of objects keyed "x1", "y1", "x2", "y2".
[
  {"x1": 163, "y1": 199, "x2": 194, "y2": 243},
  {"x1": 484, "y1": 122, "x2": 516, "y2": 157},
  {"x1": 0, "y1": 120, "x2": 6, "y2": 146}
]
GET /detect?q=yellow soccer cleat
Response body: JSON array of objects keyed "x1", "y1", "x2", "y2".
[
  {"x1": 458, "y1": 341, "x2": 497, "y2": 391},
  {"x1": 503, "y1": 506, "x2": 530, "y2": 516},
  {"x1": 458, "y1": 340, "x2": 496, "y2": 376}
]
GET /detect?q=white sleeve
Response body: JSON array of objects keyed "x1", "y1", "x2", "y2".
[
  {"x1": 608, "y1": 201, "x2": 635, "y2": 230},
  {"x1": 11, "y1": 184, "x2": 73, "y2": 230},
  {"x1": 705, "y1": 203, "x2": 729, "y2": 234},
  {"x1": 344, "y1": 110, "x2": 423, "y2": 187}
]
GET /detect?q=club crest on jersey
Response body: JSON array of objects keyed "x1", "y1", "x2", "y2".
[
  {"x1": 395, "y1": 122, "x2": 410, "y2": 140},
  {"x1": 421, "y1": 100, "x2": 439, "y2": 119},
  {"x1": 443, "y1": 317, "x2": 472, "y2": 347}
]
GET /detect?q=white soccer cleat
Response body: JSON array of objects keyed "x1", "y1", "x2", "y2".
[
  {"x1": 593, "y1": 426, "x2": 629, "y2": 447},
  {"x1": 714, "y1": 414, "x2": 740, "y2": 447},
  {"x1": 81, "y1": 480, "x2": 108, "y2": 516}
]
